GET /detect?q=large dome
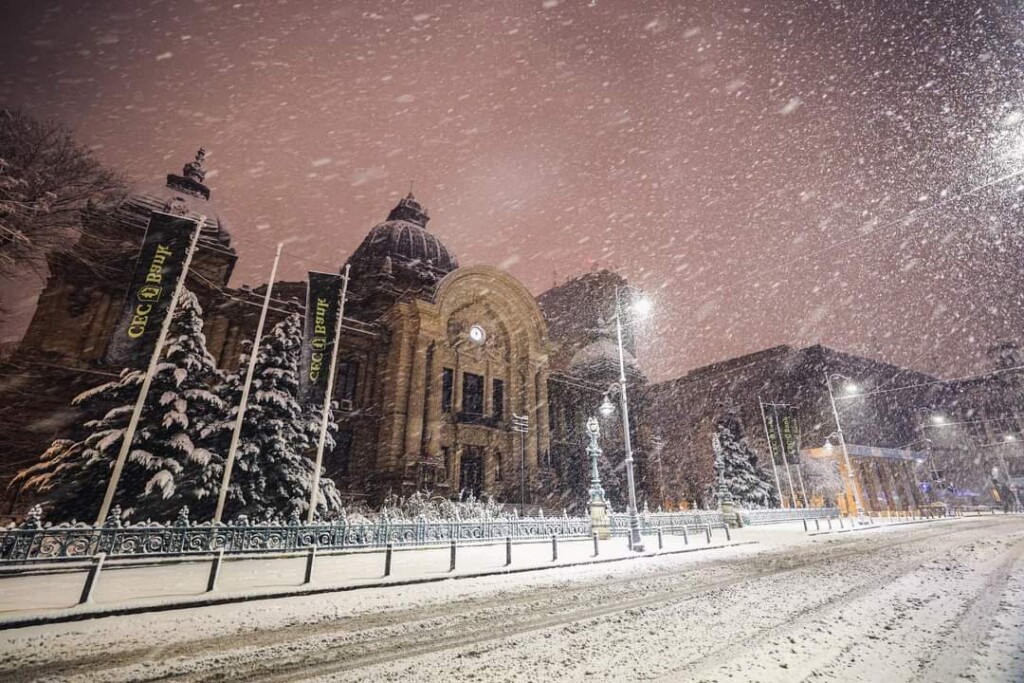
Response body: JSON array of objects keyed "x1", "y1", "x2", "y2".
[
  {"x1": 347, "y1": 193, "x2": 458, "y2": 279},
  {"x1": 107, "y1": 148, "x2": 232, "y2": 250}
]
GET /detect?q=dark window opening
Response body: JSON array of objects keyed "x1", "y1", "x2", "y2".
[
  {"x1": 330, "y1": 429, "x2": 354, "y2": 478},
  {"x1": 492, "y1": 379, "x2": 505, "y2": 420},
  {"x1": 463, "y1": 372, "x2": 484, "y2": 415},
  {"x1": 442, "y1": 368, "x2": 454, "y2": 413},
  {"x1": 337, "y1": 360, "x2": 358, "y2": 404}
]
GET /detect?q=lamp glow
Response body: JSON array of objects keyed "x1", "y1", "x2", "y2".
[{"x1": 632, "y1": 296, "x2": 653, "y2": 317}]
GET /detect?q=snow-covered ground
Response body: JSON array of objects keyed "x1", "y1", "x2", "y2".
[{"x1": 1, "y1": 517, "x2": 1022, "y2": 682}]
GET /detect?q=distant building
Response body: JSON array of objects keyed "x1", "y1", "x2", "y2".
[{"x1": 646, "y1": 343, "x2": 1024, "y2": 512}]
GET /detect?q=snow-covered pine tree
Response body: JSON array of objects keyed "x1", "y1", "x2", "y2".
[
  {"x1": 12, "y1": 289, "x2": 224, "y2": 522},
  {"x1": 712, "y1": 403, "x2": 779, "y2": 508},
  {"x1": 203, "y1": 313, "x2": 341, "y2": 522}
]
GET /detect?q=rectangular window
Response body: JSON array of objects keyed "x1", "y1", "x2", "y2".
[
  {"x1": 337, "y1": 360, "x2": 358, "y2": 403},
  {"x1": 495, "y1": 452, "x2": 503, "y2": 482},
  {"x1": 463, "y1": 372, "x2": 484, "y2": 415},
  {"x1": 331, "y1": 429, "x2": 354, "y2": 477},
  {"x1": 442, "y1": 368, "x2": 454, "y2": 413},
  {"x1": 492, "y1": 379, "x2": 505, "y2": 420}
]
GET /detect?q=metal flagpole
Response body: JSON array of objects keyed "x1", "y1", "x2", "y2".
[
  {"x1": 758, "y1": 397, "x2": 785, "y2": 508},
  {"x1": 793, "y1": 428, "x2": 810, "y2": 507},
  {"x1": 307, "y1": 264, "x2": 350, "y2": 524},
  {"x1": 771, "y1": 406, "x2": 800, "y2": 508},
  {"x1": 94, "y1": 215, "x2": 205, "y2": 527},
  {"x1": 212, "y1": 243, "x2": 283, "y2": 525}
]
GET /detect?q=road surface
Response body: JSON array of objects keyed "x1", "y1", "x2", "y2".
[{"x1": 2, "y1": 517, "x2": 1023, "y2": 682}]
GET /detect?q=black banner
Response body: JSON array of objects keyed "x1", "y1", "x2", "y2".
[
  {"x1": 300, "y1": 271, "x2": 344, "y2": 406},
  {"x1": 766, "y1": 404, "x2": 802, "y2": 465},
  {"x1": 105, "y1": 212, "x2": 198, "y2": 368}
]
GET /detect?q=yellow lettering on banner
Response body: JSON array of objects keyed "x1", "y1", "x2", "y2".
[
  {"x1": 124, "y1": 244, "x2": 175, "y2": 342},
  {"x1": 309, "y1": 351, "x2": 324, "y2": 382}
]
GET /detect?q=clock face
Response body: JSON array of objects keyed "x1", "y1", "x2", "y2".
[{"x1": 468, "y1": 324, "x2": 486, "y2": 345}]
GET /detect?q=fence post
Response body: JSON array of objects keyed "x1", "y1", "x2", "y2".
[
  {"x1": 205, "y1": 548, "x2": 224, "y2": 593},
  {"x1": 506, "y1": 536, "x2": 512, "y2": 566},
  {"x1": 384, "y1": 543, "x2": 393, "y2": 577},
  {"x1": 592, "y1": 532, "x2": 599, "y2": 557},
  {"x1": 814, "y1": 518, "x2": 820, "y2": 531},
  {"x1": 449, "y1": 540, "x2": 457, "y2": 572},
  {"x1": 705, "y1": 524, "x2": 712, "y2": 544},
  {"x1": 657, "y1": 528, "x2": 664, "y2": 550},
  {"x1": 303, "y1": 544, "x2": 317, "y2": 585},
  {"x1": 839, "y1": 515, "x2": 844, "y2": 529},
  {"x1": 551, "y1": 535, "x2": 558, "y2": 562},
  {"x1": 802, "y1": 518, "x2": 809, "y2": 532},
  {"x1": 827, "y1": 517, "x2": 832, "y2": 530},
  {"x1": 682, "y1": 527, "x2": 689, "y2": 545},
  {"x1": 79, "y1": 552, "x2": 106, "y2": 604},
  {"x1": 723, "y1": 524, "x2": 731, "y2": 542}
]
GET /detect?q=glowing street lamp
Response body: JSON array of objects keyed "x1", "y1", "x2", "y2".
[
  {"x1": 597, "y1": 285, "x2": 652, "y2": 553},
  {"x1": 824, "y1": 372, "x2": 866, "y2": 518}
]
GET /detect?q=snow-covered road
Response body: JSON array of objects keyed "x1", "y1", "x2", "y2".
[{"x1": 2, "y1": 517, "x2": 1023, "y2": 682}]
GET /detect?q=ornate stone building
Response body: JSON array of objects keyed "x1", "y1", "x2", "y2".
[{"x1": 1, "y1": 154, "x2": 659, "y2": 514}]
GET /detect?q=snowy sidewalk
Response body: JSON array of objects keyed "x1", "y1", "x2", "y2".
[{"x1": 0, "y1": 529, "x2": 752, "y2": 627}]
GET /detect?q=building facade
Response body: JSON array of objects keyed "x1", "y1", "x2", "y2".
[{"x1": 1, "y1": 154, "x2": 658, "y2": 515}]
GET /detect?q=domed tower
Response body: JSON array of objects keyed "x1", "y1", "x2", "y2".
[
  {"x1": 345, "y1": 193, "x2": 458, "y2": 319},
  {"x1": 21, "y1": 148, "x2": 238, "y2": 367},
  {"x1": 107, "y1": 148, "x2": 235, "y2": 283},
  {"x1": 568, "y1": 318, "x2": 644, "y2": 386}
]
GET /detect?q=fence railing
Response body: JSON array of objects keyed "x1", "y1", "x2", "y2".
[
  {"x1": 738, "y1": 507, "x2": 840, "y2": 526},
  {"x1": 0, "y1": 516, "x2": 594, "y2": 563},
  {"x1": 608, "y1": 510, "x2": 726, "y2": 534}
]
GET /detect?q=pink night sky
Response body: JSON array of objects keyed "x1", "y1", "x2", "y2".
[{"x1": 2, "y1": 0, "x2": 1023, "y2": 382}]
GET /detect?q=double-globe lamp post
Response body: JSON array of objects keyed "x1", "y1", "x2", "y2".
[
  {"x1": 824, "y1": 372, "x2": 866, "y2": 518},
  {"x1": 599, "y1": 286, "x2": 652, "y2": 553}
]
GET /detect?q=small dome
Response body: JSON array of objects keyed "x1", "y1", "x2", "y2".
[
  {"x1": 569, "y1": 337, "x2": 639, "y2": 377},
  {"x1": 107, "y1": 148, "x2": 231, "y2": 249},
  {"x1": 347, "y1": 193, "x2": 458, "y2": 279}
]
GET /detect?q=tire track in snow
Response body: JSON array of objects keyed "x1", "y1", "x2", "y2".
[{"x1": 157, "y1": 524, "x2": 994, "y2": 683}]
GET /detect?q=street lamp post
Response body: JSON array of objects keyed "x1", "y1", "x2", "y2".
[
  {"x1": 825, "y1": 372, "x2": 865, "y2": 518},
  {"x1": 599, "y1": 285, "x2": 649, "y2": 552}
]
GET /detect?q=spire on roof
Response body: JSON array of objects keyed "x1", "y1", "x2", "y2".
[
  {"x1": 182, "y1": 148, "x2": 207, "y2": 183},
  {"x1": 386, "y1": 191, "x2": 430, "y2": 228},
  {"x1": 166, "y1": 147, "x2": 211, "y2": 200}
]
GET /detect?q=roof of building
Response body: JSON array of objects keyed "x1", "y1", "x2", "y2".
[
  {"x1": 347, "y1": 193, "x2": 458, "y2": 280},
  {"x1": 108, "y1": 148, "x2": 233, "y2": 251}
]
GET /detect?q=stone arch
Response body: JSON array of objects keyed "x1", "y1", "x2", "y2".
[{"x1": 433, "y1": 266, "x2": 549, "y2": 351}]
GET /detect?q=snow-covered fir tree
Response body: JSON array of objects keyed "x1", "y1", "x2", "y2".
[
  {"x1": 712, "y1": 403, "x2": 779, "y2": 508},
  {"x1": 203, "y1": 313, "x2": 341, "y2": 522},
  {"x1": 12, "y1": 289, "x2": 225, "y2": 523}
]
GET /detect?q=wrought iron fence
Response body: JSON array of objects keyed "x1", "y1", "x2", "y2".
[
  {"x1": 0, "y1": 516, "x2": 595, "y2": 563},
  {"x1": 608, "y1": 510, "x2": 726, "y2": 535},
  {"x1": 737, "y1": 507, "x2": 840, "y2": 526}
]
